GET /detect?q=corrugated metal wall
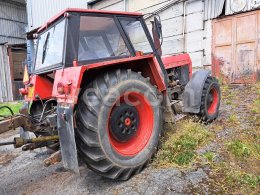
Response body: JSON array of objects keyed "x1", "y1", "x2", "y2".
[
  {"x1": 204, "y1": 0, "x2": 225, "y2": 20},
  {"x1": 225, "y1": 0, "x2": 260, "y2": 15},
  {"x1": 27, "y1": 0, "x2": 88, "y2": 31},
  {"x1": 0, "y1": 1, "x2": 27, "y2": 45},
  {"x1": 0, "y1": 1, "x2": 27, "y2": 102},
  {"x1": 0, "y1": 45, "x2": 13, "y2": 102}
]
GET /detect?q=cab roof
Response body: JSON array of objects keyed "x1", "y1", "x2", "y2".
[{"x1": 37, "y1": 8, "x2": 142, "y2": 33}]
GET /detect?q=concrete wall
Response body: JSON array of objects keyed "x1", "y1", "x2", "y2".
[{"x1": 90, "y1": 0, "x2": 213, "y2": 67}]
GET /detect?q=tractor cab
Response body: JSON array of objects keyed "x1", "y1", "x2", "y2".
[{"x1": 32, "y1": 9, "x2": 156, "y2": 74}]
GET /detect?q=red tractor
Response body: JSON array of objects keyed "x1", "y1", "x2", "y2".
[{"x1": 0, "y1": 9, "x2": 220, "y2": 180}]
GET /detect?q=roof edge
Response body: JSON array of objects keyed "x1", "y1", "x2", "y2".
[{"x1": 36, "y1": 8, "x2": 142, "y2": 34}]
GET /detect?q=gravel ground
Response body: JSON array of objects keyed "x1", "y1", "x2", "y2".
[
  {"x1": 0, "y1": 129, "x2": 210, "y2": 195},
  {"x1": 0, "y1": 84, "x2": 258, "y2": 195}
]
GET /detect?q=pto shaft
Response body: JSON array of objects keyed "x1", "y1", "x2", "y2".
[{"x1": 0, "y1": 135, "x2": 59, "y2": 148}]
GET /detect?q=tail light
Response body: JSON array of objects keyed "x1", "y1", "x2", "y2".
[
  {"x1": 19, "y1": 88, "x2": 28, "y2": 95},
  {"x1": 57, "y1": 81, "x2": 71, "y2": 95},
  {"x1": 57, "y1": 82, "x2": 65, "y2": 94}
]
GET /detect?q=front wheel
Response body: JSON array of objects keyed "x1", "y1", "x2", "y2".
[
  {"x1": 199, "y1": 76, "x2": 221, "y2": 122},
  {"x1": 75, "y1": 69, "x2": 162, "y2": 180}
]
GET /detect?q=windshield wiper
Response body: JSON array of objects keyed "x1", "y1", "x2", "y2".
[{"x1": 42, "y1": 32, "x2": 50, "y2": 64}]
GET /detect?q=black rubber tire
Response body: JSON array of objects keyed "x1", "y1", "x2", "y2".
[
  {"x1": 75, "y1": 69, "x2": 162, "y2": 180},
  {"x1": 199, "y1": 76, "x2": 221, "y2": 122}
]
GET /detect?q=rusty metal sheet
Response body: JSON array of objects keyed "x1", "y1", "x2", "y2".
[
  {"x1": 235, "y1": 43, "x2": 256, "y2": 83},
  {"x1": 212, "y1": 10, "x2": 259, "y2": 83},
  {"x1": 236, "y1": 14, "x2": 256, "y2": 42}
]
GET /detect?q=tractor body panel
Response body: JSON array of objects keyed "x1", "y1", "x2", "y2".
[
  {"x1": 22, "y1": 75, "x2": 53, "y2": 101},
  {"x1": 162, "y1": 54, "x2": 192, "y2": 77},
  {"x1": 23, "y1": 55, "x2": 166, "y2": 104}
]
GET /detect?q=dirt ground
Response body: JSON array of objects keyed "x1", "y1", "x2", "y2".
[{"x1": 0, "y1": 83, "x2": 259, "y2": 195}]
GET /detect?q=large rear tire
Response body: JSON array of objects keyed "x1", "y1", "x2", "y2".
[
  {"x1": 199, "y1": 76, "x2": 221, "y2": 122},
  {"x1": 75, "y1": 69, "x2": 162, "y2": 180}
]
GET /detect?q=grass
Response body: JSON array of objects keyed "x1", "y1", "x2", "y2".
[
  {"x1": 226, "y1": 169, "x2": 260, "y2": 189},
  {"x1": 154, "y1": 119, "x2": 213, "y2": 167},
  {"x1": 0, "y1": 102, "x2": 22, "y2": 116},
  {"x1": 154, "y1": 82, "x2": 260, "y2": 193},
  {"x1": 203, "y1": 151, "x2": 216, "y2": 162},
  {"x1": 251, "y1": 99, "x2": 260, "y2": 114},
  {"x1": 221, "y1": 85, "x2": 237, "y2": 106},
  {"x1": 227, "y1": 114, "x2": 240, "y2": 125},
  {"x1": 226, "y1": 140, "x2": 250, "y2": 158},
  {"x1": 210, "y1": 163, "x2": 260, "y2": 193}
]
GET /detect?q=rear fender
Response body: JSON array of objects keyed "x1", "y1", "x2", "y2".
[
  {"x1": 53, "y1": 55, "x2": 167, "y2": 104},
  {"x1": 183, "y1": 70, "x2": 211, "y2": 113}
]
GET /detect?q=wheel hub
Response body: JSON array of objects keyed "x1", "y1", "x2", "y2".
[{"x1": 110, "y1": 103, "x2": 139, "y2": 142}]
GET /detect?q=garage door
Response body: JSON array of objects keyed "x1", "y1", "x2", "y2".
[{"x1": 212, "y1": 11, "x2": 260, "y2": 83}]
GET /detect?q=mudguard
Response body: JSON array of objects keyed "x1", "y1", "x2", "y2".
[
  {"x1": 183, "y1": 70, "x2": 211, "y2": 114},
  {"x1": 57, "y1": 105, "x2": 79, "y2": 173}
]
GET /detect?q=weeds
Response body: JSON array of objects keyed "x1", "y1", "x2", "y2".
[
  {"x1": 203, "y1": 151, "x2": 216, "y2": 162},
  {"x1": 155, "y1": 83, "x2": 260, "y2": 193},
  {"x1": 228, "y1": 114, "x2": 240, "y2": 125},
  {"x1": 226, "y1": 171, "x2": 260, "y2": 188},
  {"x1": 251, "y1": 99, "x2": 260, "y2": 114},
  {"x1": 154, "y1": 119, "x2": 213, "y2": 167},
  {"x1": 227, "y1": 140, "x2": 250, "y2": 158}
]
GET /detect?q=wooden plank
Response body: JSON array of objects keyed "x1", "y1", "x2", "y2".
[{"x1": 0, "y1": 116, "x2": 24, "y2": 134}]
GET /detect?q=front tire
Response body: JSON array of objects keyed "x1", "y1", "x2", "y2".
[
  {"x1": 199, "y1": 76, "x2": 221, "y2": 122},
  {"x1": 75, "y1": 69, "x2": 162, "y2": 180}
]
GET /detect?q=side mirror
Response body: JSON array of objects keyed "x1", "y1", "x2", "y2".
[
  {"x1": 151, "y1": 17, "x2": 162, "y2": 56},
  {"x1": 154, "y1": 17, "x2": 162, "y2": 39}
]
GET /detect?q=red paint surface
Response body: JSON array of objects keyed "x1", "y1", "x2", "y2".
[
  {"x1": 162, "y1": 54, "x2": 192, "y2": 77},
  {"x1": 24, "y1": 75, "x2": 53, "y2": 101},
  {"x1": 108, "y1": 92, "x2": 154, "y2": 156},
  {"x1": 52, "y1": 66, "x2": 87, "y2": 104},
  {"x1": 23, "y1": 52, "x2": 195, "y2": 104}
]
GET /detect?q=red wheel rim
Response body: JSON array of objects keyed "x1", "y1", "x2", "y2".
[
  {"x1": 207, "y1": 87, "x2": 219, "y2": 115},
  {"x1": 108, "y1": 92, "x2": 154, "y2": 156}
]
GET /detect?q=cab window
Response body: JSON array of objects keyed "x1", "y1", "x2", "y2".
[
  {"x1": 78, "y1": 16, "x2": 130, "y2": 62},
  {"x1": 119, "y1": 18, "x2": 153, "y2": 54}
]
